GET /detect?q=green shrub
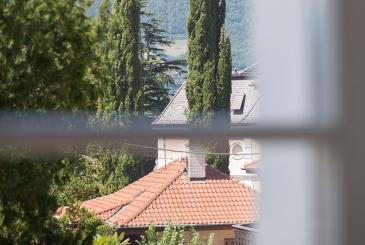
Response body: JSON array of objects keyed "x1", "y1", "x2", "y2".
[
  {"x1": 93, "y1": 233, "x2": 129, "y2": 245},
  {"x1": 138, "y1": 224, "x2": 214, "y2": 245}
]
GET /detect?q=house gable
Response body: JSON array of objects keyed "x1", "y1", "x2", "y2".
[{"x1": 152, "y1": 79, "x2": 259, "y2": 127}]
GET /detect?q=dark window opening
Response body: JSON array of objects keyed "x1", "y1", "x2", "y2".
[{"x1": 224, "y1": 238, "x2": 234, "y2": 245}]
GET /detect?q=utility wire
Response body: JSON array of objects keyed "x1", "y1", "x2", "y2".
[{"x1": 121, "y1": 142, "x2": 261, "y2": 156}]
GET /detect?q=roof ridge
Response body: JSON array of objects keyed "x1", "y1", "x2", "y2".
[
  {"x1": 82, "y1": 196, "x2": 131, "y2": 216},
  {"x1": 97, "y1": 202, "x2": 129, "y2": 215},
  {"x1": 152, "y1": 82, "x2": 186, "y2": 125},
  {"x1": 110, "y1": 161, "x2": 185, "y2": 227},
  {"x1": 83, "y1": 163, "x2": 182, "y2": 220}
]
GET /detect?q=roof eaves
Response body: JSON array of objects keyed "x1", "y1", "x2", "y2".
[
  {"x1": 105, "y1": 220, "x2": 120, "y2": 229},
  {"x1": 152, "y1": 123, "x2": 187, "y2": 128},
  {"x1": 117, "y1": 221, "x2": 256, "y2": 231}
]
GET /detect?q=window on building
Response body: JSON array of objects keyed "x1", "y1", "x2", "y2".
[
  {"x1": 224, "y1": 238, "x2": 234, "y2": 245},
  {"x1": 231, "y1": 143, "x2": 244, "y2": 159}
]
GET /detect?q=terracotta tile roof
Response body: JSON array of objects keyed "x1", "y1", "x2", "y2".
[{"x1": 82, "y1": 159, "x2": 258, "y2": 228}]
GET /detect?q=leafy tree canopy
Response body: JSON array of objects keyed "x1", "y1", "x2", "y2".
[
  {"x1": 55, "y1": 144, "x2": 144, "y2": 205},
  {"x1": 0, "y1": 0, "x2": 98, "y2": 111},
  {"x1": 141, "y1": 4, "x2": 186, "y2": 117}
]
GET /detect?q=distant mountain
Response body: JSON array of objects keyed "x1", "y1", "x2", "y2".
[{"x1": 90, "y1": 0, "x2": 254, "y2": 68}]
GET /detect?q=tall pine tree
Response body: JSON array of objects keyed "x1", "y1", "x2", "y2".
[
  {"x1": 141, "y1": 7, "x2": 186, "y2": 116},
  {"x1": 186, "y1": 0, "x2": 232, "y2": 173}
]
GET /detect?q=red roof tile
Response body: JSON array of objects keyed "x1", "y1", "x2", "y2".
[{"x1": 82, "y1": 159, "x2": 258, "y2": 228}]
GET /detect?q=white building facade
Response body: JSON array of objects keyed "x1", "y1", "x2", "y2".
[{"x1": 153, "y1": 68, "x2": 259, "y2": 187}]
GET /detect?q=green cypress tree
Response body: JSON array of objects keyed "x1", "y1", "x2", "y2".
[
  {"x1": 96, "y1": 0, "x2": 143, "y2": 126},
  {"x1": 186, "y1": 0, "x2": 220, "y2": 126},
  {"x1": 216, "y1": 27, "x2": 232, "y2": 123},
  {"x1": 120, "y1": 0, "x2": 143, "y2": 115},
  {"x1": 95, "y1": 0, "x2": 111, "y2": 44},
  {"x1": 187, "y1": 0, "x2": 232, "y2": 174},
  {"x1": 217, "y1": 0, "x2": 226, "y2": 43},
  {"x1": 210, "y1": 28, "x2": 232, "y2": 174}
]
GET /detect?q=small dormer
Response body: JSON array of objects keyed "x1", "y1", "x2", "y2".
[{"x1": 232, "y1": 94, "x2": 246, "y2": 115}]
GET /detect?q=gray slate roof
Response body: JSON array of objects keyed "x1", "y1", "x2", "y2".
[{"x1": 152, "y1": 79, "x2": 259, "y2": 127}]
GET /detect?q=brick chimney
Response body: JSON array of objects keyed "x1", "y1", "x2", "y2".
[{"x1": 186, "y1": 142, "x2": 206, "y2": 180}]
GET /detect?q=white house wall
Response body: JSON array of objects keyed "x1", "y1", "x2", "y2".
[
  {"x1": 157, "y1": 137, "x2": 260, "y2": 179},
  {"x1": 229, "y1": 138, "x2": 261, "y2": 178},
  {"x1": 156, "y1": 138, "x2": 189, "y2": 169}
]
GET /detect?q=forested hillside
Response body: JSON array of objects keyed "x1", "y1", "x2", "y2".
[
  {"x1": 91, "y1": 0, "x2": 254, "y2": 68},
  {"x1": 144, "y1": 0, "x2": 254, "y2": 68}
]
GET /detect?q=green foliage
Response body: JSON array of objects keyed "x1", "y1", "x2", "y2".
[
  {"x1": 91, "y1": 0, "x2": 253, "y2": 67},
  {"x1": 186, "y1": 1, "x2": 231, "y2": 173},
  {"x1": 0, "y1": 0, "x2": 98, "y2": 111},
  {"x1": 217, "y1": 27, "x2": 232, "y2": 118},
  {"x1": 93, "y1": 0, "x2": 186, "y2": 121},
  {"x1": 0, "y1": 0, "x2": 101, "y2": 243},
  {"x1": 139, "y1": 225, "x2": 159, "y2": 244},
  {"x1": 207, "y1": 28, "x2": 231, "y2": 174},
  {"x1": 55, "y1": 144, "x2": 143, "y2": 205},
  {"x1": 138, "y1": 224, "x2": 214, "y2": 245},
  {"x1": 141, "y1": 5, "x2": 186, "y2": 116},
  {"x1": 95, "y1": 0, "x2": 111, "y2": 43},
  {"x1": 93, "y1": 232, "x2": 129, "y2": 245},
  {"x1": 0, "y1": 148, "x2": 123, "y2": 244},
  {"x1": 1, "y1": 0, "x2": 222, "y2": 243},
  {"x1": 95, "y1": 0, "x2": 143, "y2": 126},
  {"x1": 55, "y1": 205, "x2": 105, "y2": 245},
  {"x1": 186, "y1": 0, "x2": 221, "y2": 126},
  {"x1": 0, "y1": 0, "x2": 153, "y2": 244},
  {"x1": 96, "y1": 224, "x2": 116, "y2": 237},
  {"x1": 141, "y1": 0, "x2": 254, "y2": 68},
  {"x1": 206, "y1": 142, "x2": 230, "y2": 174},
  {"x1": 159, "y1": 225, "x2": 185, "y2": 245},
  {"x1": 0, "y1": 149, "x2": 62, "y2": 244}
]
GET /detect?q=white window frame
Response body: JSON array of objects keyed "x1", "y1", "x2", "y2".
[{"x1": 255, "y1": 0, "x2": 364, "y2": 244}]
